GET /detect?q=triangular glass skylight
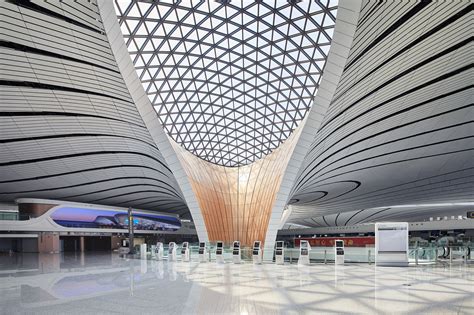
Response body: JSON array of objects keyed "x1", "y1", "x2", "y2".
[{"x1": 115, "y1": 0, "x2": 337, "y2": 167}]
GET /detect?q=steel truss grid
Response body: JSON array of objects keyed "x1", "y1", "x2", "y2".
[{"x1": 116, "y1": 0, "x2": 337, "y2": 166}]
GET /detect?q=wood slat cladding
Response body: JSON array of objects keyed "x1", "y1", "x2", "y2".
[
  {"x1": 18, "y1": 203, "x2": 56, "y2": 218},
  {"x1": 173, "y1": 127, "x2": 302, "y2": 246}
]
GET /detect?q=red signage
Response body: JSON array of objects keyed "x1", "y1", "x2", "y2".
[{"x1": 295, "y1": 236, "x2": 375, "y2": 247}]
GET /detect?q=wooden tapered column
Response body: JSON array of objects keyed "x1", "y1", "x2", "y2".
[{"x1": 172, "y1": 128, "x2": 301, "y2": 247}]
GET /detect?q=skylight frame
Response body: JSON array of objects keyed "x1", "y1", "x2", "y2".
[{"x1": 115, "y1": 0, "x2": 337, "y2": 167}]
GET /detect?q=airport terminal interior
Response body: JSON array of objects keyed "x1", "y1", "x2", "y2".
[{"x1": 0, "y1": 0, "x2": 473, "y2": 314}]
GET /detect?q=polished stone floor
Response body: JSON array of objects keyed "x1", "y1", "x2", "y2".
[{"x1": 0, "y1": 252, "x2": 472, "y2": 314}]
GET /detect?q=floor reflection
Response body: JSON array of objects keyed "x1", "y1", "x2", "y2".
[{"x1": 0, "y1": 252, "x2": 472, "y2": 314}]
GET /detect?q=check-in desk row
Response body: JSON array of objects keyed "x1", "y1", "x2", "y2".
[
  {"x1": 147, "y1": 241, "x2": 265, "y2": 264},
  {"x1": 140, "y1": 241, "x2": 263, "y2": 264},
  {"x1": 297, "y1": 240, "x2": 345, "y2": 265},
  {"x1": 138, "y1": 240, "x2": 346, "y2": 265}
]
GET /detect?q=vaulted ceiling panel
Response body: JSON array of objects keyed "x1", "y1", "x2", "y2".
[
  {"x1": 287, "y1": 0, "x2": 473, "y2": 226},
  {"x1": 0, "y1": 0, "x2": 188, "y2": 217}
]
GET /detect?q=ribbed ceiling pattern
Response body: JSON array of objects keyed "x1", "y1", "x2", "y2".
[
  {"x1": 0, "y1": 0, "x2": 188, "y2": 217},
  {"x1": 116, "y1": 0, "x2": 337, "y2": 166},
  {"x1": 287, "y1": 0, "x2": 474, "y2": 227},
  {"x1": 288, "y1": 204, "x2": 473, "y2": 228}
]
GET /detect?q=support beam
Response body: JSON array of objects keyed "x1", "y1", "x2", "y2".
[
  {"x1": 97, "y1": 0, "x2": 209, "y2": 242},
  {"x1": 172, "y1": 128, "x2": 301, "y2": 246},
  {"x1": 262, "y1": 0, "x2": 364, "y2": 260},
  {"x1": 79, "y1": 236, "x2": 85, "y2": 253},
  {"x1": 38, "y1": 232, "x2": 60, "y2": 254}
]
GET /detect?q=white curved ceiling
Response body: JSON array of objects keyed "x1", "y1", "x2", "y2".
[
  {"x1": 0, "y1": 0, "x2": 189, "y2": 217},
  {"x1": 286, "y1": 0, "x2": 473, "y2": 227},
  {"x1": 1, "y1": 0, "x2": 471, "y2": 228},
  {"x1": 115, "y1": 0, "x2": 337, "y2": 166},
  {"x1": 289, "y1": 204, "x2": 474, "y2": 228}
]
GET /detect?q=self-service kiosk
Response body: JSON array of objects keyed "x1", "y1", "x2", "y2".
[
  {"x1": 198, "y1": 242, "x2": 207, "y2": 262},
  {"x1": 335, "y1": 240, "x2": 345, "y2": 265},
  {"x1": 232, "y1": 241, "x2": 241, "y2": 264},
  {"x1": 119, "y1": 239, "x2": 130, "y2": 255},
  {"x1": 275, "y1": 241, "x2": 285, "y2": 265},
  {"x1": 168, "y1": 242, "x2": 177, "y2": 261},
  {"x1": 156, "y1": 242, "x2": 164, "y2": 260},
  {"x1": 252, "y1": 241, "x2": 262, "y2": 264},
  {"x1": 140, "y1": 243, "x2": 147, "y2": 260},
  {"x1": 122, "y1": 239, "x2": 129, "y2": 247},
  {"x1": 298, "y1": 240, "x2": 311, "y2": 265},
  {"x1": 150, "y1": 245, "x2": 156, "y2": 259},
  {"x1": 181, "y1": 242, "x2": 190, "y2": 262},
  {"x1": 216, "y1": 241, "x2": 225, "y2": 263}
]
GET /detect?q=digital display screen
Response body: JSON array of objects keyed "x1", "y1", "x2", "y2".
[
  {"x1": 336, "y1": 241, "x2": 343, "y2": 247},
  {"x1": 217, "y1": 242, "x2": 223, "y2": 248},
  {"x1": 276, "y1": 241, "x2": 284, "y2": 248},
  {"x1": 301, "y1": 242, "x2": 308, "y2": 248},
  {"x1": 234, "y1": 242, "x2": 240, "y2": 248},
  {"x1": 182, "y1": 243, "x2": 188, "y2": 248},
  {"x1": 51, "y1": 206, "x2": 181, "y2": 231},
  {"x1": 254, "y1": 242, "x2": 259, "y2": 248},
  {"x1": 199, "y1": 242, "x2": 205, "y2": 247}
]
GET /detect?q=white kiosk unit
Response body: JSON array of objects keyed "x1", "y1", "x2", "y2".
[
  {"x1": 156, "y1": 242, "x2": 164, "y2": 260},
  {"x1": 216, "y1": 241, "x2": 225, "y2": 263},
  {"x1": 168, "y1": 242, "x2": 177, "y2": 261},
  {"x1": 335, "y1": 240, "x2": 345, "y2": 265},
  {"x1": 375, "y1": 222, "x2": 409, "y2": 267},
  {"x1": 150, "y1": 245, "x2": 156, "y2": 259},
  {"x1": 298, "y1": 240, "x2": 311, "y2": 265},
  {"x1": 232, "y1": 241, "x2": 241, "y2": 264},
  {"x1": 181, "y1": 242, "x2": 190, "y2": 262},
  {"x1": 198, "y1": 242, "x2": 207, "y2": 262},
  {"x1": 252, "y1": 241, "x2": 262, "y2": 264},
  {"x1": 118, "y1": 239, "x2": 130, "y2": 255},
  {"x1": 140, "y1": 243, "x2": 147, "y2": 260},
  {"x1": 275, "y1": 241, "x2": 285, "y2": 265}
]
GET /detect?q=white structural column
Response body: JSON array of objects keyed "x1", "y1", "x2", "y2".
[
  {"x1": 97, "y1": 0, "x2": 209, "y2": 242},
  {"x1": 262, "y1": 0, "x2": 364, "y2": 261}
]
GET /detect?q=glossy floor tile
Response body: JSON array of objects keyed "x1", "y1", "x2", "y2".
[{"x1": 0, "y1": 252, "x2": 472, "y2": 314}]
